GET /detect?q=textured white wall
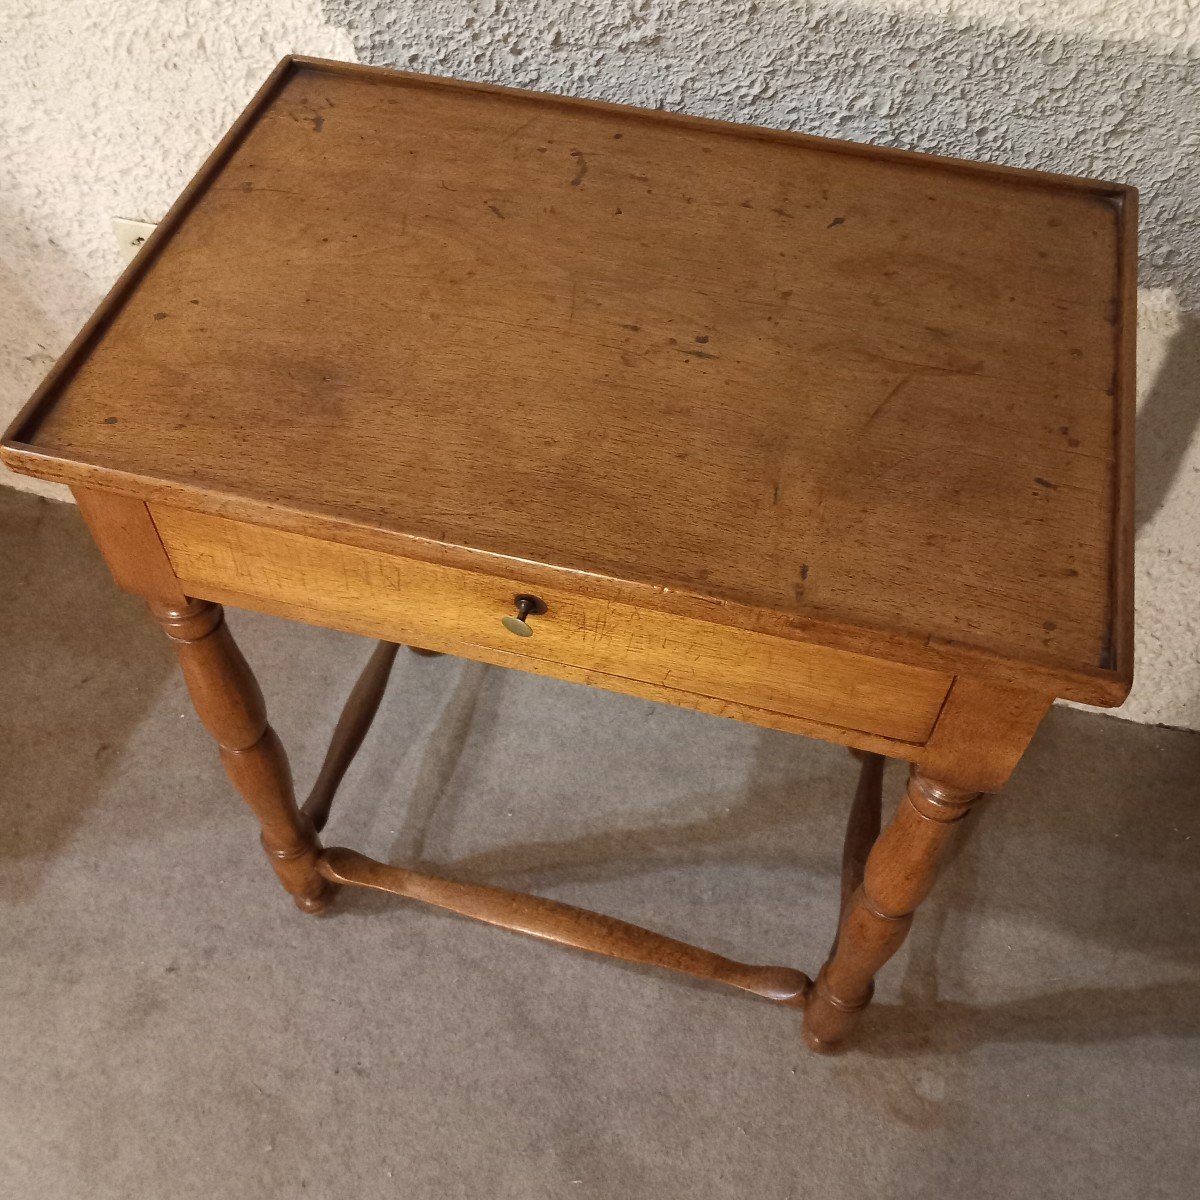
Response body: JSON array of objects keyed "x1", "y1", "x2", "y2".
[{"x1": 2, "y1": 1, "x2": 1197, "y2": 728}]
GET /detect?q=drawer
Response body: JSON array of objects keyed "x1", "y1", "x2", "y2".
[{"x1": 151, "y1": 505, "x2": 952, "y2": 744}]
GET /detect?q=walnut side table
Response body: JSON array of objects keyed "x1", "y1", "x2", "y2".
[{"x1": 2, "y1": 57, "x2": 1135, "y2": 1052}]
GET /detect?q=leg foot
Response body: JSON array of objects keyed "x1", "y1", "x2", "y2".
[{"x1": 263, "y1": 830, "x2": 336, "y2": 913}]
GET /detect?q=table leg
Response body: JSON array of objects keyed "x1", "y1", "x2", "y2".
[
  {"x1": 149, "y1": 598, "x2": 334, "y2": 913},
  {"x1": 802, "y1": 767, "x2": 979, "y2": 1051}
]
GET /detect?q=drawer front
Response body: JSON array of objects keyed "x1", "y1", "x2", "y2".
[{"x1": 152, "y1": 506, "x2": 951, "y2": 743}]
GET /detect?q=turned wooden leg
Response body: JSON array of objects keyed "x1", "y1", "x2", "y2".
[
  {"x1": 803, "y1": 767, "x2": 979, "y2": 1051},
  {"x1": 831, "y1": 751, "x2": 885, "y2": 956},
  {"x1": 303, "y1": 640, "x2": 400, "y2": 833},
  {"x1": 150, "y1": 599, "x2": 334, "y2": 913}
]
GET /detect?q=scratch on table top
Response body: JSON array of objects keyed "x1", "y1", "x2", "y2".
[
  {"x1": 503, "y1": 115, "x2": 537, "y2": 143},
  {"x1": 864, "y1": 375, "x2": 911, "y2": 428}
]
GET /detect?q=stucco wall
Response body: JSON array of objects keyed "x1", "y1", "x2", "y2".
[{"x1": 2, "y1": 1, "x2": 1197, "y2": 728}]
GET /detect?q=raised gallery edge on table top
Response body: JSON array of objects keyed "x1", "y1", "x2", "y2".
[{"x1": 1, "y1": 55, "x2": 1136, "y2": 706}]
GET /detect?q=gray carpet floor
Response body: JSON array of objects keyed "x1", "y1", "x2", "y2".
[{"x1": 2, "y1": 485, "x2": 1198, "y2": 1198}]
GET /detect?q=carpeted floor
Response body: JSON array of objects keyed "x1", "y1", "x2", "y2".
[{"x1": 2, "y1": 485, "x2": 1198, "y2": 1199}]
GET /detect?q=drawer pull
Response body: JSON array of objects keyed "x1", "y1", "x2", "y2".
[{"x1": 502, "y1": 594, "x2": 545, "y2": 638}]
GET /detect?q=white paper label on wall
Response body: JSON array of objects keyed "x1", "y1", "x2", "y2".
[{"x1": 111, "y1": 217, "x2": 158, "y2": 266}]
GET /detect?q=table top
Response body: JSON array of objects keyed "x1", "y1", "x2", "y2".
[{"x1": 2, "y1": 56, "x2": 1135, "y2": 706}]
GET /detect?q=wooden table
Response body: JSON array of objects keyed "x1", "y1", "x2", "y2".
[{"x1": 2, "y1": 57, "x2": 1135, "y2": 1051}]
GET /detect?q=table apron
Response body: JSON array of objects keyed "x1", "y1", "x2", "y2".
[{"x1": 150, "y1": 503, "x2": 953, "y2": 749}]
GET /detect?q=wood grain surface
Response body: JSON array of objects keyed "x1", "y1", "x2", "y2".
[
  {"x1": 152, "y1": 503, "x2": 953, "y2": 744},
  {"x1": 1, "y1": 56, "x2": 1135, "y2": 705}
]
